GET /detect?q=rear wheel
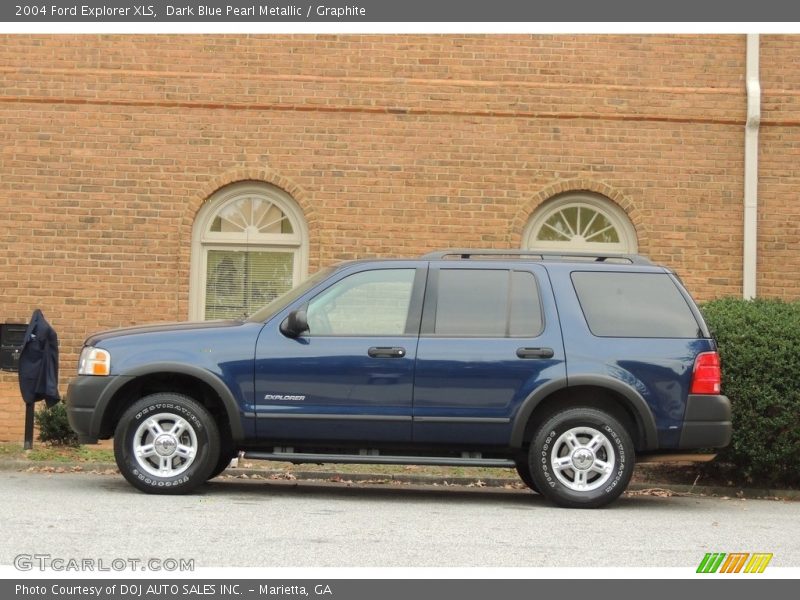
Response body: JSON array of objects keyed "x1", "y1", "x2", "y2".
[
  {"x1": 114, "y1": 393, "x2": 220, "y2": 494},
  {"x1": 529, "y1": 407, "x2": 634, "y2": 508},
  {"x1": 514, "y1": 457, "x2": 539, "y2": 493}
]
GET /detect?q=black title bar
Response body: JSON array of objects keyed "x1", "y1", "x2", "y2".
[
  {"x1": 3, "y1": 0, "x2": 800, "y2": 22},
  {"x1": 4, "y1": 579, "x2": 796, "y2": 600}
]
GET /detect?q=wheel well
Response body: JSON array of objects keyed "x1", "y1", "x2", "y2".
[
  {"x1": 99, "y1": 373, "x2": 233, "y2": 445},
  {"x1": 520, "y1": 385, "x2": 646, "y2": 451}
]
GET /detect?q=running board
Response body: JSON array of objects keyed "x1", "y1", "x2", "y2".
[
  {"x1": 242, "y1": 450, "x2": 516, "y2": 468},
  {"x1": 637, "y1": 453, "x2": 717, "y2": 463}
]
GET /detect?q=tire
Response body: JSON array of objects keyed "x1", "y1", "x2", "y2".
[
  {"x1": 529, "y1": 407, "x2": 634, "y2": 508},
  {"x1": 114, "y1": 393, "x2": 220, "y2": 494},
  {"x1": 207, "y1": 451, "x2": 235, "y2": 480},
  {"x1": 514, "y1": 458, "x2": 539, "y2": 493},
  {"x1": 207, "y1": 431, "x2": 236, "y2": 480}
]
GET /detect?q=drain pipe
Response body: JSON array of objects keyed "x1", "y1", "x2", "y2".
[{"x1": 743, "y1": 34, "x2": 760, "y2": 300}]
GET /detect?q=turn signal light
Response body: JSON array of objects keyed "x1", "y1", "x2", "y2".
[{"x1": 78, "y1": 347, "x2": 111, "y2": 376}]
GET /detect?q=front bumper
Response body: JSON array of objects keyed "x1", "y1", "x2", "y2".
[
  {"x1": 678, "y1": 394, "x2": 732, "y2": 449},
  {"x1": 65, "y1": 375, "x2": 130, "y2": 444}
]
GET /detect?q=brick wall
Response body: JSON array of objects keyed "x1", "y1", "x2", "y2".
[
  {"x1": 0, "y1": 34, "x2": 797, "y2": 441},
  {"x1": 758, "y1": 36, "x2": 800, "y2": 298}
]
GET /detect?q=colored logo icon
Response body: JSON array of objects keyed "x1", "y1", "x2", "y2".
[{"x1": 697, "y1": 553, "x2": 773, "y2": 573}]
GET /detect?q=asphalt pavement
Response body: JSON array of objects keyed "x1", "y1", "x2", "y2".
[{"x1": 1, "y1": 470, "x2": 798, "y2": 568}]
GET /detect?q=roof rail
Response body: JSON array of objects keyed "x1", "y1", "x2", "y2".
[{"x1": 421, "y1": 249, "x2": 654, "y2": 265}]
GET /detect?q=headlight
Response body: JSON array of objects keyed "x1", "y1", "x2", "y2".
[{"x1": 78, "y1": 346, "x2": 111, "y2": 376}]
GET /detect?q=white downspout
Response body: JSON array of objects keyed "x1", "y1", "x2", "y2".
[{"x1": 743, "y1": 34, "x2": 760, "y2": 300}]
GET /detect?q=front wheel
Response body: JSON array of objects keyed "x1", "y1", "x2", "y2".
[
  {"x1": 529, "y1": 407, "x2": 634, "y2": 508},
  {"x1": 114, "y1": 393, "x2": 220, "y2": 494},
  {"x1": 208, "y1": 434, "x2": 236, "y2": 480}
]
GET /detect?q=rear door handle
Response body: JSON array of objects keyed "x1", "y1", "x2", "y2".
[
  {"x1": 516, "y1": 347, "x2": 554, "y2": 359},
  {"x1": 368, "y1": 346, "x2": 407, "y2": 358}
]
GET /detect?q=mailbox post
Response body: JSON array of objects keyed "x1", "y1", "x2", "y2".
[{"x1": 1, "y1": 323, "x2": 33, "y2": 448}]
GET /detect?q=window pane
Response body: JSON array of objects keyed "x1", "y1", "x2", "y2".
[
  {"x1": 509, "y1": 271, "x2": 543, "y2": 336},
  {"x1": 561, "y1": 206, "x2": 579, "y2": 235},
  {"x1": 571, "y1": 272, "x2": 700, "y2": 338},
  {"x1": 205, "y1": 250, "x2": 294, "y2": 320},
  {"x1": 435, "y1": 270, "x2": 508, "y2": 336},
  {"x1": 582, "y1": 212, "x2": 620, "y2": 243},
  {"x1": 306, "y1": 269, "x2": 415, "y2": 336},
  {"x1": 539, "y1": 214, "x2": 572, "y2": 241},
  {"x1": 209, "y1": 197, "x2": 293, "y2": 234}
]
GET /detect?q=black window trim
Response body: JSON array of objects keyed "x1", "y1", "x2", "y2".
[{"x1": 509, "y1": 269, "x2": 545, "y2": 338}]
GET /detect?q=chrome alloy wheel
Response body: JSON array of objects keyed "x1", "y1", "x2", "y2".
[
  {"x1": 550, "y1": 426, "x2": 616, "y2": 492},
  {"x1": 132, "y1": 413, "x2": 198, "y2": 478}
]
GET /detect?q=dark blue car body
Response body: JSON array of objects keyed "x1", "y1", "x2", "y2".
[{"x1": 66, "y1": 251, "x2": 732, "y2": 505}]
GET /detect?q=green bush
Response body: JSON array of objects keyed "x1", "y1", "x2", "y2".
[
  {"x1": 701, "y1": 298, "x2": 800, "y2": 488},
  {"x1": 34, "y1": 402, "x2": 79, "y2": 447}
]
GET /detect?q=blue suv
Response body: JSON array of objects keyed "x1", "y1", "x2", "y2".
[{"x1": 66, "y1": 250, "x2": 731, "y2": 508}]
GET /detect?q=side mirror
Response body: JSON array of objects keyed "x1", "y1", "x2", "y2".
[{"x1": 280, "y1": 308, "x2": 309, "y2": 338}]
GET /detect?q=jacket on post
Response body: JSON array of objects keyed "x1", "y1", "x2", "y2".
[{"x1": 18, "y1": 309, "x2": 61, "y2": 407}]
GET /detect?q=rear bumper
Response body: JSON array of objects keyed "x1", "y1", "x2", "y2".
[{"x1": 678, "y1": 394, "x2": 732, "y2": 449}]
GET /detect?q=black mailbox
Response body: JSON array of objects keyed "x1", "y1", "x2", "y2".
[{"x1": 0, "y1": 323, "x2": 27, "y2": 372}]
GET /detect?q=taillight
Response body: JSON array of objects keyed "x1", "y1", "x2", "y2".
[{"x1": 690, "y1": 351, "x2": 721, "y2": 394}]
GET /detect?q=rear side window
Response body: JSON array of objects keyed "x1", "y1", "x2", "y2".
[
  {"x1": 433, "y1": 269, "x2": 543, "y2": 337},
  {"x1": 571, "y1": 272, "x2": 700, "y2": 338}
]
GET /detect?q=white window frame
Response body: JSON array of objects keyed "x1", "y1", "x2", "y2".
[
  {"x1": 522, "y1": 192, "x2": 638, "y2": 254},
  {"x1": 189, "y1": 182, "x2": 309, "y2": 320}
]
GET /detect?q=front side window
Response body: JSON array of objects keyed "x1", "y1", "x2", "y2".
[
  {"x1": 306, "y1": 269, "x2": 416, "y2": 336},
  {"x1": 190, "y1": 183, "x2": 308, "y2": 320},
  {"x1": 433, "y1": 269, "x2": 543, "y2": 337}
]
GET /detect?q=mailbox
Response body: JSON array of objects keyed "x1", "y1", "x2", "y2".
[{"x1": 0, "y1": 323, "x2": 27, "y2": 372}]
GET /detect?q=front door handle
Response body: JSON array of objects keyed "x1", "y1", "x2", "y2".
[
  {"x1": 368, "y1": 346, "x2": 407, "y2": 358},
  {"x1": 516, "y1": 347, "x2": 554, "y2": 359}
]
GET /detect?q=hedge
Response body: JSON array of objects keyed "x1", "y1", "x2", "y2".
[
  {"x1": 701, "y1": 298, "x2": 800, "y2": 488},
  {"x1": 34, "y1": 402, "x2": 79, "y2": 447}
]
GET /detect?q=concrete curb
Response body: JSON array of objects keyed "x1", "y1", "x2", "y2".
[{"x1": 2, "y1": 459, "x2": 798, "y2": 501}]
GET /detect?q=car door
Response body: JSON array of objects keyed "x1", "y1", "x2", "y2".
[
  {"x1": 254, "y1": 263, "x2": 426, "y2": 443},
  {"x1": 412, "y1": 263, "x2": 566, "y2": 445}
]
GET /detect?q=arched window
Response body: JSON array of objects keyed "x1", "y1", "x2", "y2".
[
  {"x1": 190, "y1": 182, "x2": 308, "y2": 320},
  {"x1": 522, "y1": 192, "x2": 638, "y2": 254}
]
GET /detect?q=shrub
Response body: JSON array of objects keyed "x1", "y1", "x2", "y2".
[
  {"x1": 34, "y1": 402, "x2": 79, "y2": 447},
  {"x1": 701, "y1": 298, "x2": 800, "y2": 488}
]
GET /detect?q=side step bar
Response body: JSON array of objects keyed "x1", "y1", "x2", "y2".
[
  {"x1": 242, "y1": 450, "x2": 516, "y2": 468},
  {"x1": 637, "y1": 453, "x2": 717, "y2": 463}
]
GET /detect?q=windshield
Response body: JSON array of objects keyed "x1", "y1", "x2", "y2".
[{"x1": 246, "y1": 267, "x2": 336, "y2": 323}]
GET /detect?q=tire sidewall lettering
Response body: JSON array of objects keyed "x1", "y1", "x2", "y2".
[
  {"x1": 540, "y1": 430, "x2": 556, "y2": 487},
  {"x1": 601, "y1": 424, "x2": 626, "y2": 493},
  {"x1": 130, "y1": 467, "x2": 190, "y2": 488},
  {"x1": 134, "y1": 403, "x2": 204, "y2": 432}
]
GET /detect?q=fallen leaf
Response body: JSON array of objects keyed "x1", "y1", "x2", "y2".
[{"x1": 626, "y1": 487, "x2": 682, "y2": 497}]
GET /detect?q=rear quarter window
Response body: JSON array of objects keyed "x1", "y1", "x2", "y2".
[{"x1": 571, "y1": 271, "x2": 701, "y2": 338}]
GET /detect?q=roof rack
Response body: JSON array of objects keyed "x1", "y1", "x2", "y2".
[{"x1": 421, "y1": 249, "x2": 654, "y2": 266}]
